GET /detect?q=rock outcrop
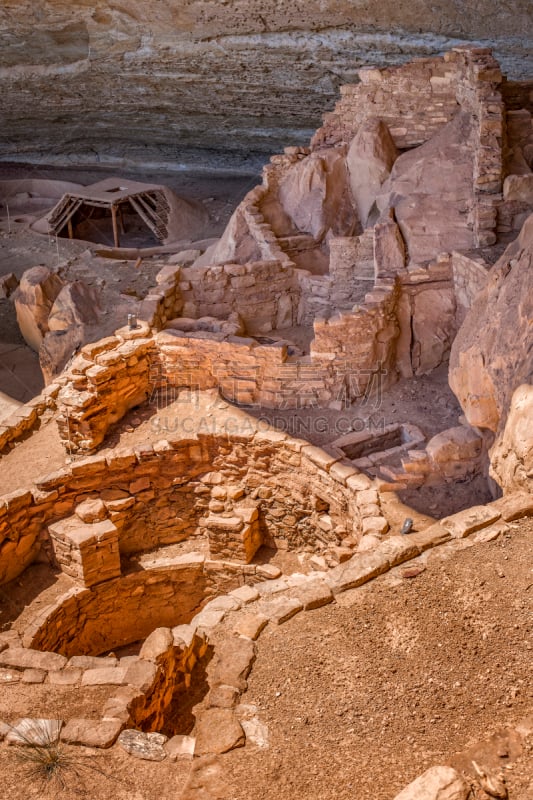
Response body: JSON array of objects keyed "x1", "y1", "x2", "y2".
[
  {"x1": 377, "y1": 113, "x2": 476, "y2": 263},
  {"x1": 347, "y1": 118, "x2": 398, "y2": 227},
  {"x1": 1, "y1": 1, "x2": 532, "y2": 169},
  {"x1": 277, "y1": 148, "x2": 358, "y2": 242},
  {"x1": 449, "y1": 213, "x2": 533, "y2": 434},
  {"x1": 393, "y1": 766, "x2": 470, "y2": 800},
  {"x1": 13, "y1": 266, "x2": 64, "y2": 352},
  {"x1": 490, "y1": 384, "x2": 533, "y2": 493}
]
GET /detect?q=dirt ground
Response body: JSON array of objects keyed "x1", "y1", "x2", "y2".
[
  {"x1": 222, "y1": 522, "x2": 533, "y2": 800},
  {"x1": 0, "y1": 740, "x2": 192, "y2": 800},
  {"x1": 0, "y1": 513, "x2": 529, "y2": 800},
  {"x1": 0, "y1": 163, "x2": 256, "y2": 403}
]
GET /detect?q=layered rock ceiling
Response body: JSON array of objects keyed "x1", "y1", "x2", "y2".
[{"x1": 1, "y1": 0, "x2": 532, "y2": 169}]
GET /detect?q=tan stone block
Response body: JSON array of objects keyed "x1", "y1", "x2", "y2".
[
  {"x1": 0, "y1": 648, "x2": 67, "y2": 672},
  {"x1": 21, "y1": 669, "x2": 46, "y2": 684},
  {"x1": 362, "y1": 516, "x2": 389, "y2": 536},
  {"x1": 208, "y1": 685, "x2": 240, "y2": 709},
  {"x1": 229, "y1": 584, "x2": 260, "y2": 605},
  {"x1": 165, "y1": 734, "x2": 196, "y2": 760},
  {"x1": 195, "y1": 709, "x2": 244, "y2": 755},
  {"x1": 441, "y1": 506, "x2": 501, "y2": 538},
  {"x1": 490, "y1": 493, "x2": 533, "y2": 522},
  {"x1": 123, "y1": 660, "x2": 158, "y2": 692},
  {"x1": 48, "y1": 668, "x2": 82, "y2": 686},
  {"x1": 232, "y1": 613, "x2": 268, "y2": 640},
  {"x1": 290, "y1": 580, "x2": 333, "y2": 610},
  {"x1": 326, "y1": 551, "x2": 389, "y2": 594},
  {"x1": 81, "y1": 666, "x2": 128, "y2": 686},
  {"x1": 259, "y1": 596, "x2": 303, "y2": 625},
  {"x1": 139, "y1": 627, "x2": 173, "y2": 661},
  {"x1": 61, "y1": 718, "x2": 123, "y2": 748}
]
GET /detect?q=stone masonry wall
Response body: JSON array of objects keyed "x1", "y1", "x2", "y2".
[
  {"x1": 311, "y1": 55, "x2": 460, "y2": 151},
  {"x1": 312, "y1": 47, "x2": 504, "y2": 248},
  {"x1": 55, "y1": 285, "x2": 406, "y2": 452},
  {"x1": 178, "y1": 260, "x2": 300, "y2": 334},
  {"x1": 0, "y1": 430, "x2": 373, "y2": 586},
  {"x1": 451, "y1": 251, "x2": 490, "y2": 325},
  {"x1": 26, "y1": 563, "x2": 208, "y2": 656}
]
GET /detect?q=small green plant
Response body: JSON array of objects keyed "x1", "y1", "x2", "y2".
[{"x1": 9, "y1": 720, "x2": 118, "y2": 796}]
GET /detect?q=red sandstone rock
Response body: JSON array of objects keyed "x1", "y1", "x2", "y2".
[
  {"x1": 123, "y1": 660, "x2": 158, "y2": 693},
  {"x1": 490, "y1": 384, "x2": 533, "y2": 493},
  {"x1": 47, "y1": 281, "x2": 101, "y2": 333},
  {"x1": 75, "y1": 497, "x2": 107, "y2": 523},
  {"x1": 449, "y1": 214, "x2": 533, "y2": 437},
  {"x1": 139, "y1": 627, "x2": 173, "y2": 661},
  {"x1": 232, "y1": 613, "x2": 269, "y2": 640},
  {"x1": 378, "y1": 113, "x2": 476, "y2": 263},
  {"x1": 347, "y1": 117, "x2": 398, "y2": 227},
  {"x1": 0, "y1": 647, "x2": 67, "y2": 671},
  {"x1": 441, "y1": 506, "x2": 501, "y2": 539},
  {"x1": 277, "y1": 148, "x2": 359, "y2": 242},
  {"x1": 13, "y1": 266, "x2": 64, "y2": 351},
  {"x1": 211, "y1": 636, "x2": 256, "y2": 691},
  {"x1": 208, "y1": 685, "x2": 241, "y2": 709}
]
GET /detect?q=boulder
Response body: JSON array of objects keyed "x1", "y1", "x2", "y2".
[
  {"x1": 427, "y1": 426, "x2": 483, "y2": 464},
  {"x1": 374, "y1": 218, "x2": 406, "y2": 278},
  {"x1": 503, "y1": 174, "x2": 533, "y2": 204},
  {"x1": 449, "y1": 213, "x2": 533, "y2": 435},
  {"x1": 410, "y1": 287, "x2": 457, "y2": 375},
  {"x1": 38, "y1": 278, "x2": 102, "y2": 383},
  {"x1": 39, "y1": 326, "x2": 84, "y2": 385},
  {"x1": 277, "y1": 148, "x2": 359, "y2": 242},
  {"x1": 346, "y1": 117, "x2": 398, "y2": 227},
  {"x1": 47, "y1": 281, "x2": 101, "y2": 332},
  {"x1": 13, "y1": 266, "x2": 64, "y2": 351},
  {"x1": 490, "y1": 384, "x2": 533, "y2": 493},
  {"x1": 393, "y1": 766, "x2": 470, "y2": 800},
  {"x1": 196, "y1": 206, "x2": 261, "y2": 266},
  {"x1": 378, "y1": 113, "x2": 475, "y2": 263}
]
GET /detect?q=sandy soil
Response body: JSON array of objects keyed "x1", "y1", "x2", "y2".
[
  {"x1": 223, "y1": 522, "x2": 533, "y2": 800},
  {"x1": 0, "y1": 740, "x2": 192, "y2": 800},
  {"x1": 1, "y1": 514, "x2": 529, "y2": 800}
]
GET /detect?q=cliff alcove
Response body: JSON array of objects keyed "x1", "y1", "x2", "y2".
[{"x1": 0, "y1": 18, "x2": 532, "y2": 800}]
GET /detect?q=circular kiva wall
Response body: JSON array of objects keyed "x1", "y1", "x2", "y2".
[
  {"x1": 26, "y1": 562, "x2": 207, "y2": 657},
  {"x1": 1, "y1": 430, "x2": 382, "y2": 655}
]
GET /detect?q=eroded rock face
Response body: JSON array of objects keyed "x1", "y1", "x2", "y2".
[
  {"x1": 449, "y1": 213, "x2": 533, "y2": 433},
  {"x1": 277, "y1": 148, "x2": 358, "y2": 241},
  {"x1": 13, "y1": 266, "x2": 64, "y2": 352},
  {"x1": 1, "y1": 1, "x2": 532, "y2": 168},
  {"x1": 347, "y1": 118, "x2": 398, "y2": 227},
  {"x1": 377, "y1": 113, "x2": 476, "y2": 263},
  {"x1": 490, "y1": 384, "x2": 533, "y2": 493}
]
